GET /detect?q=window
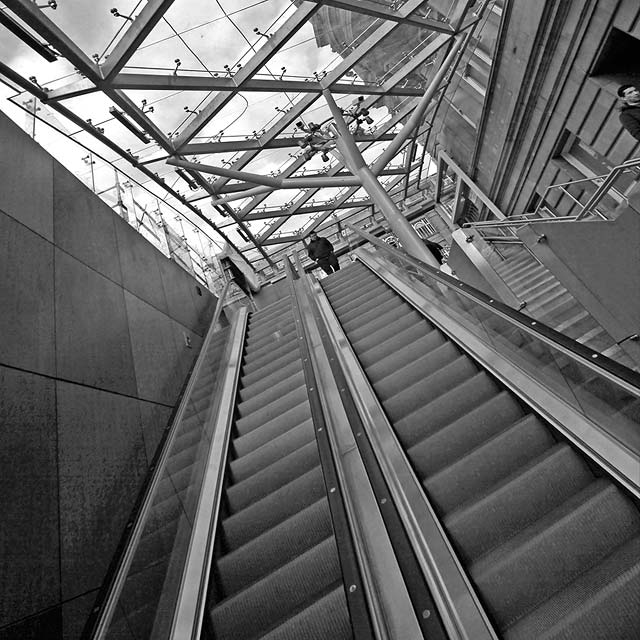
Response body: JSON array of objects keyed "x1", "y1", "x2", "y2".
[{"x1": 591, "y1": 28, "x2": 640, "y2": 85}]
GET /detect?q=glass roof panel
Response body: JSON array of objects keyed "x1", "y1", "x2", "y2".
[{"x1": 0, "y1": 0, "x2": 490, "y2": 281}]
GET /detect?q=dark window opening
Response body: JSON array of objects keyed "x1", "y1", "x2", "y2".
[{"x1": 591, "y1": 28, "x2": 640, "y2": 85}]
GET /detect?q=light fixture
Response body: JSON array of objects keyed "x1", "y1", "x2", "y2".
[
  {"x1": 0, "y1": 12, "x2": 57, "y2": 62},
  {"x1": 109, "y1": 107, "x2": 150, "y2": 144}
]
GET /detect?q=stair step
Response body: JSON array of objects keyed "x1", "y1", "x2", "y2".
[
  {"x1": 406, "y1": 390, "x2": 525, "y2": 478},
  {"x1": 424, "y1": 414, "x2": 556, "y2": 515},
  {"x1": 504, "y1": 535, "x2": 640, "y2": 640},
  {"x1": 242, "y1": 347, "x2": 301, "y2": 387},
  {"x1": 235, "y1": 384, "x2": 309, "y2": 433},
  {"x1": 210, "y1": 537, "x2": 342, "y2": 640},
  {"x1": 230, "y1": 418, "x2": 315, "y2": 483},
  {"x1": 383, "y1": 356, "x2": 479, "y2": 425},
  {"x1": 217, "y1": 497, "x2": 333, "y2": 598},
  {"x1": 226, "y1": 440, "x2": 320, "y2": 514},
  {"x1": 239, "y1": 358, "x2": 303, "y2": 402},
  {"x1": 357, "y1": 321, "x2": 441, "y2": 368},
  {"x1": 221, "y1": 465, "x2": 326, "y2": 551},
  {"x1": 236, "y1": 370, "x2": 306, "y2": 418},
  {"x1": 373, "y1": 341, "x2": 461, "y2": 401},
  {"x1": 260, "y1": 586, "x2": 352, "y2": 640},
  {"x1": 364, "y1": 329, "x2": 447, "y2": 383},
  {"x1": 444, "y1": 442, "x2": 595, "y2": 563},
  {"x1": 394, "y1": 371, "x2": 499, "y2": 449},
  {"x1": 471, "y1": 479, "x2": 640, "y2": 629},
  {"x1": 233, "y1": 400, "x2": 311, "y2": 457}
]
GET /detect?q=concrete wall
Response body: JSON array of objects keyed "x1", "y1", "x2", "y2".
[
  {"x1": 0, "y1": 111, "x2": 217, "y2": 639},
  {"x1": 437, "y1": 0, "x2": 640, "y2": 218},
  {"x1": 518, "y1": 207, "x2": 640, "y2": 365}
]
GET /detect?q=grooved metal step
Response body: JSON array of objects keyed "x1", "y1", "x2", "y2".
[{"x1": 321, "y1": 261, "x2": 640, "y2": 640}]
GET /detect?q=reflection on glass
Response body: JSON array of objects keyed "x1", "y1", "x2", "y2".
[
  {"x1": 104, "y1": 327, "x2": 230, "y2": 640},
  {"x1": 370, "y1": 244, "x2": 640, "y2": 456}
]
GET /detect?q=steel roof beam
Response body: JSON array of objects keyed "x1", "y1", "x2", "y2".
[
  {"x1": 244, "y1": 199, "x2": 373, "y2": 220},
  {"x1": 180, "y1": 133, "x2": 395, "y2": 155},
  {"x1": 3, "y1": 0, "x2": 102, "y2": 81},
  {"x1": 101, "y1": 0, "x2": 176, "y2": 81},
  {"x1": 176, "y1": 0, "x2": 432, "y2": 162},
  {"x1": 173, "y1": 3, "x2": 320, "y2": 147},
  {"x1": 303, "y1": 0, "x2": 455, "y2": 34},
  {"x1": 108, "y1": 73, "x2": 424, "y2": 96}
]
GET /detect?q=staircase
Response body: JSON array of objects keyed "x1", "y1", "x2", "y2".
[
  {"x1": 206, "y1": 296, "x2": 352, "y2": 640},
  {"x1": 320, "y1": 261, "x2": 640, "y2": 640},
  {"x1": 491, "y1": 247, "x2": 636, "y2": 368}
]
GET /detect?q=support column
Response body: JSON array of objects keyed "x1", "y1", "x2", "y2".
[{"x1": 323, "y1": 90, "x2": 440, "y2": 267}]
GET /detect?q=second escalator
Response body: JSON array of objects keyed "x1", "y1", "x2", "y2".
[{"x1": 321, "y1": 260, "x2": 640, "y2": 640}]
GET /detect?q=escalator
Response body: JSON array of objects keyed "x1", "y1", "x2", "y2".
[
  {"x1": 319, "y1": 260, "x2": 640, "y2": 640},
  {"x1": 205, "y1": 295, "x2": 353, "y2": 640}
]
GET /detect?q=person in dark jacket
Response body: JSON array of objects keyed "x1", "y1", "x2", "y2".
[
  {"x1": 618, "y1": 84, "x2": 640, "y2": 142},
  {"x1": 307, "y1": 231, "x2": 340, "y2": 274},
  {"x1": 423, "y1": 238, "x2": 445, "y2": 265}
]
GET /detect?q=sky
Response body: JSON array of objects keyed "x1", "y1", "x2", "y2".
[{"x1": 0, "y1": 0, "x2": 413, "y2": 273}]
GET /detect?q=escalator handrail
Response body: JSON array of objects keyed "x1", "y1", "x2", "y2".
[
  {"x1": 169, "y1": 306, "x2": 249, "y2": 640},
  {"x1": 345, "y1": 222, "x2": 640, "y2": 396},
  {"x1": 288, "y1": 254, "x2": 425, "y2": 640},
  {"x1": 357, "y1": 248, "x2": 640, "y2": 497},
  {"x1": 91, "y1": 304, "x2": 247, "y2": 640},
  {"x1": 308, "y1": 274, "x2": 499, "y2": 640}
]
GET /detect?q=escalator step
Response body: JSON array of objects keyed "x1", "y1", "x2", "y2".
[
  {"x1": 221, "y1": 465, "x2": 326, "y2": 551},
  {"x1": 244, "y1": 333, "x2": 298, "y2": 366},
  {"x1": 241, "y1": 347, "x2": 301, "y2": 387},
  {"x1": 230, "y1": 418, "x2": 314, "y2": 483},
  {"x1": 372, "y1": 341, "x2": 461, "y2": 401},
  {"x1": 393, "y1": 371, "x2": 499, "y2": 449},
  {"x1": 226, "y1": 440, "x2": 320, "y2": 514},
  {"x1": 406, "y1": 390, "x2": 525, "y2": 478},
  {"x1": 350, "y1": 311, "x2": 423, "y2": 354},
  {"x1": 504, "y1": 535, "x2": 640, "y2": 640},
  {"x1": 356, "y1": 321, "x2": 437, "y2": 369},
  {"x1": 217, "y1": 497, "x2": 333, "y2": 598},
  {"x1": 347, "y1": 303, "x2": 422, "y2": 344},
  {"x1": 471, "y1": 480, "x2": 640, "y2": 630},
  {"x1": 424, "y1": 414, "x2": 556, "y2": 514},
  {"x1": 237, "y1": 370, "x2": 305, "y2": 418},
  {"x1": 336, "y1": 289, "x2": 399, "y2": 325},
  {"x1": 260, "y1": 585, "x2": 352, "y2": 640},
  {"x1": 233, "y1": 401, "x2": 311, "y2": 458},
  {"x1": 444, "y1": 442, "x2": 595, "y2": 563},
  {"x1": 323, "y1": 266, "x2": 380, "y2": 296},
  {"x1": 364, "y1": 329, "x2": 447, "y2": 382},
  {"x1": 340, "y1": 295, "x2": 399, "y2": 332},
  {"x1": 383, "y1": 355, "x2": 478, "y2": 423},
  {"x1": 247, "y1": 316, "x2": 296, "y2": 346},
  {"x1": 239, "y1": 358, "x2": 302, "y2": 402},
  {"x1": 329, "y1": 282, "x2": 393, "y2": 315},
  {"x1": 236, "y1": 384, "x2": 309, "y2": 432},
  {"x1": 210, "y1": 537, "x2": 342, "y2": 640}
]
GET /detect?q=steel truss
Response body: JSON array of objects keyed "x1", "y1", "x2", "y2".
[{"x1": 0, "y1": 0, "x2": 488, "y2": 274}]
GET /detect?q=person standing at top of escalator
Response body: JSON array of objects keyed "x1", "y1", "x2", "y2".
[{"x1": 307, "y1": 231, "x2": 340, "y2": 274}]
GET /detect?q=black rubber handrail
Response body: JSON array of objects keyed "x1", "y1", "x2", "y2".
[{"x1": 346, "y1": 222, "x2": 640, "y2": 393}]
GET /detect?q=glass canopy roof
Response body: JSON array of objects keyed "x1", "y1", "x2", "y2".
[{"x1": 0, "y1": 0, "x2": 488, "y2": 284}]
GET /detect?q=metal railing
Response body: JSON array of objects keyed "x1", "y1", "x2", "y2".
[{"x1": 462, "y1": 156, "x2": 640, "y2": 243}]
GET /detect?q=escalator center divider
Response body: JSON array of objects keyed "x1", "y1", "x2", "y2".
[
  {"x1": 305, "y1": 273, "x2": 450, "y2": 640},
  {"x1": 285, "y1": 270, "x2": 375, "y2": 640}
]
